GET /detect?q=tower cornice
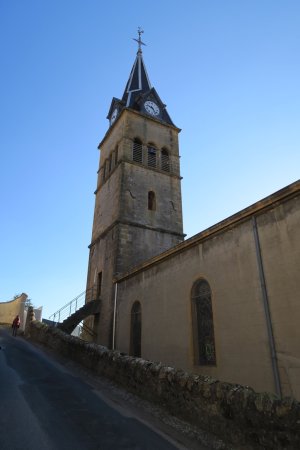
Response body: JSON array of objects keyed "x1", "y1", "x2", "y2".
[
  {"x1": 89, "y1": 219, "x2": 185, "y2": 249},
  {"x1": 98, "y1": 108, "x2": 181, "y2": 149}
]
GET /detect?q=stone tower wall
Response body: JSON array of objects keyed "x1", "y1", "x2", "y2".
[{"x1": 86, "y1": 109, "x2": 184, "y2": 347}]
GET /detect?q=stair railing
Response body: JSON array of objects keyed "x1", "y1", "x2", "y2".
[{"x1": 49, "y1": 286, "x2": 97, "y2": 324}]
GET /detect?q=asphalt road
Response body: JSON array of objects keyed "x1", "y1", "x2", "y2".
[{"x1": 0, "y1": 327, "x2": 195, "y2": 450}]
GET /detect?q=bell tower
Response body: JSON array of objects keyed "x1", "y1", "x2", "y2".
[{"x1": 86, "y1": 29, "x2": 184, "y2": 347}]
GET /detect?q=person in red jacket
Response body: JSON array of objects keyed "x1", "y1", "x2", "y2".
[{"x1": 12, "y1": 315, "x2": 20, "y2": 336}]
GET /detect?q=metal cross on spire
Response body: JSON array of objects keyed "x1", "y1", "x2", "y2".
[{"x1": 133, "y1": 27, "x2": 146, "y2": 53}]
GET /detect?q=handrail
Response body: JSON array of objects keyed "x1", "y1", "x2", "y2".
[
  {"x1": 49, "y1": 287, "x2": 97, "y2": 323},
  {"x1": 51, "y1": 290, "x2": 86, "y2": 316}
]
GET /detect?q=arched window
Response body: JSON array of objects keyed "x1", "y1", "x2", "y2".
[
  {"x1": 96, "y1": 272, "x2": 102, "y2": 299},
  {"x1": 132, "y1": 138, "x2": 143, "y2": 163},
  {"x1": 191, "y1": 279, "x2": 216, "y2": 365},
  {"x1": 130, "y1": 301, "x2": 141, "y2": 357},
  {"x1": 99, "y1": 167, "x2": 104, "y2": 186},
  {"x1": 161, "y1": 148, "x2": 170, "y2": 172},
  {"x1": 147, "y1": 144, "x2": 157, "y2": 168},
  {"x1": 148, "y1": 191, "x2": 156, "y2": 210},
  {"x1": 105, "y1": 159, "x2": 109, "y2": 179}
]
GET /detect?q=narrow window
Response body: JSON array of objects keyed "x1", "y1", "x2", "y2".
[
  {"x1": 111, "y1": 150, "x2": 115, "y2": 170},
  {"x1": 132, "y1": 139, "x2": 143, "y2": 163},
  {"x1": 191, "y1": 279, "x2": 216, "y2": 365},
  {"x1": 115, "y1": 146, "x2": 118, "y2": 165},
  {"x1": 99, "y1": 167, "x2": 104, "y2": 186},
  {"x1": 102, "y1": 163, "x2": 106, "y2": 182},
  {"x1": 147, "y1": 145, "x2": 157, "y2": 168},
  {"x1": 109, "y1": 154, "x2": 112, "y2": 172},
  {"x1": 130, "y1": 301, "x2": 141, "y2": 357},
  {"x1": 96, "y1": 272, "x2": 102, "y2": 299},
  {"x1": 148, "y1": 191, "x2": 156, "y2": 211},
  {"x1": 161, "y1": 148, "x2": 170, "y2": 172}
]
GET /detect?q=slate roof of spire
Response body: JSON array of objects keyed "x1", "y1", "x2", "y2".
[
  {"x1": 122, "y1": 48, "x2": 152, "y2": 108},
  {"x1": 107, "y1": 31, "x2": 176, "y2": 128}
]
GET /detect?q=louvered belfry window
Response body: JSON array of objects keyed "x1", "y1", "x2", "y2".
[
  {"x1": 161, "y1": 148, "x2": 170, "y2": 172},
  {"x1": 192, "y1": 279, "x2": 216, "y2": 365},
  {"x1": 147, "y1": 145, "x2": 157, "y2": 168},
  {"x1": 132, "y1": 139, "x2": 143, "y2": 163}
]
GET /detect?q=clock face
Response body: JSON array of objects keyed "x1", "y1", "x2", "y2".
[
  {"x1": 111, "y1": 108, "x2": 118, "y2": 124},
  {"x1": 144, "y1": 101, "x2": 160, "y2": 116}
]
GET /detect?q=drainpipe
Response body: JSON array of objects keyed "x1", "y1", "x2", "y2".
[
  {"x1": 252, "y1": 216, "x2": 282, "y2": 398},
  {"x1": 112, "y1": 282, "x2": 118, "y2": 350}
]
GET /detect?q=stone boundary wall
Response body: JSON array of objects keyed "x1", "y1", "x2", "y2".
[
  {"x1": 0, "y1": 293, "x2": 27, "y2": 331},
  {"x1": 28, "y1": 321, "x2": 300, "y2": 450}
]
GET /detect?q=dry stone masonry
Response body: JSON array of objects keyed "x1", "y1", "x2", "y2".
[{"x1": 28, "y1": 321, "x2": 300, "y2": 450}]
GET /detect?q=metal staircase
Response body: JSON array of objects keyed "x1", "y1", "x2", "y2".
[
  {"x1": 48, "y1": 287, "x2": 100, "y2": 338},
  {"x1": 57, "y1": 298, "x2": 101, "y2": 334}
]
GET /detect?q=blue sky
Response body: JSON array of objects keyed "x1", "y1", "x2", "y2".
[{"x1": 1, "y1": 1, "x2": 299, "y2": 318}]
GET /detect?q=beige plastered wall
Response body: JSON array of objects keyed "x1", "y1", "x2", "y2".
[
  {"x1": 116, "y1": 190, "x2": 300, "y2": 400},
  {"x1": 0, "y1": 293, "x2": 28, "y2": 330},
  {"x1": 256, "y1": 197, "x2": 300, "y2": 399}
]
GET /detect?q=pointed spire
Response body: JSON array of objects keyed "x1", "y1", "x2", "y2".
[
  {"x1": 107, "y1": 29, "x2": 176, "y2": 128},
  {"x1": 122, "y1": 28, "x2": 152, "y2": 108}
]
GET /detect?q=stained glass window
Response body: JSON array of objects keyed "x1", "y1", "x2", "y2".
[
  {"x1": 192, "y1": 279, "x2": 216, "y2": 365},
  {"x1": 130, "y1": 301, "x2": 141, "y2": 357}
]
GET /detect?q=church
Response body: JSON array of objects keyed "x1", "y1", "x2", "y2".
[{"x1": 85, "y1": 31, "x2": 300, "y2": 401}]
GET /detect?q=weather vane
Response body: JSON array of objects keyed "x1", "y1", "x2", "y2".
[{"x1": 133, "y1": 27, "x2": 146, "y2": 52}]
